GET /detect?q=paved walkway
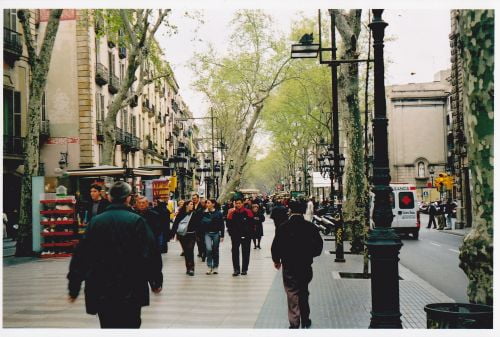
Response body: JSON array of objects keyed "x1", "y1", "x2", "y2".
[{"x1": 3, "y1": 216, "x2": 453, "y2": 328}]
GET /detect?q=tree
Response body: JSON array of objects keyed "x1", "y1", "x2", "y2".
[
  {"x1": 457, "y1": 10, "x2": 494, "y2": 305},
  {"x1": 15, "y1": 9, "x2": 63, "y2": 256},
  {"x1": 96, "y1": 10, "x2": 173, "y2": 165},
  {"x1": 190, "y1": 10, "x2": 292, "y2": 203},
  {"x1": 332, "y1": 9, "x2": 368, "y2": 254}
]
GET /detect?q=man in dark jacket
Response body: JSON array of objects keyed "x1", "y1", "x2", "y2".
[
  {"x1": 82, "y1": 184, "x2": 110, "y2": 224},
  {"x1": 67, "y1": 181, "x2": 163, "y2": 329},
  {"x1": 153, "y1": 198, "x2": 171, "y2": 253},
  {"x1": 271, "y1": 199, "x2": 323, "y2": 329},
  {"x1": 270, "y1": 199, "x2": 289, "y2": 232},
  {"x1": 226, "y1": 198, "x2": 254, "y2": 276},
  {"x1": 135, "y1": 196, "x2": 162, "y2": 250}
]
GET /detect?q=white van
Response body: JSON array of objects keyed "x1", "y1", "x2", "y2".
[{"x1": 370, "y1": 183, "x2": 421, "y2": 239}]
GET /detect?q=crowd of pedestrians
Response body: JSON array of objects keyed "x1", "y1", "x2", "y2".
[{"x1": 67, "y1": 184, "x2": 324, "y2": 329}]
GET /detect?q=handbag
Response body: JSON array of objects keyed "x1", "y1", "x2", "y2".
[{"x1": 177, "y1": 213, "x2": 192, "y2": 236}]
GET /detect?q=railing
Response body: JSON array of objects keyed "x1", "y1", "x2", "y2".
[
  {"x1": 108, "y1": 74, "x2": 120, "y2": 94},
  {"x1": 118, "y1": 46, "x2": 127, "y2": 59},
  {"x1": 129, "y1": 94, "x2": 138, "y2": 108},
  {"x1": 149, "y1": 104, "x2": 155, "y2": 118},
  {"x1": 3, "y1": 135, "x2": 24, "y2": 156},
  {"x1": 142, "y1": 99, "x2": 151, "y2": 114},
  {"x1": 114, "y1": 127, "x2": 124, "y2": 144},
  {"x1": 95, "y1": 63, "x2": 109, "y2": 86},
  {"x1": 130, "y1": 135, "x2": 140, "y2": 151},
  {"x1": 172, "y1": 124, "x2": 181, "y2": 136},
  {"x1": 4, "y1": 28, "x2": 23, "y2": 57},
  {"x1": 40, "y1": 120, "x2": 50, "y2": 137}
]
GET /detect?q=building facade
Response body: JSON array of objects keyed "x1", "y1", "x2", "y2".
[
  {"x1": 3, "y1": 9, "x2": 203, "y2": 209},
  {"x1": 386, "y1": 70, "x2": 451, "y2": 201}
]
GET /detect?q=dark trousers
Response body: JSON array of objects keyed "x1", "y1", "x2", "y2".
[
  {"x1": 178, "y1": 232, "x2": 196, "y2": 272},
  {"x1": 196, "y1": 231, "x2": 206, "y2": 257},
  {"x1": 97, "y1": 304, "x2": 142, "y2": 328},
  {"x1": 231, "y1": 236, "x2": 251, "y2": 272},
  {"x1": 427, "y1": 215, "x2": 437, "y2": 228},
  {"x1": 283, "y1": 265, "x2": 313, "y2": 328}
]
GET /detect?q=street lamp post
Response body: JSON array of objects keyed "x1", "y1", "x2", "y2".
[{"x1": 366, "y1": 9, "x2": 403, "y2": 329}]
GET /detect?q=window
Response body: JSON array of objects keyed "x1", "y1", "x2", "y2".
[
  {"x1": 3, "y1": 88, "x2": 21, "y2": 138},
  {"x1": 41, "y1": 92, "x2": 47, "y2": 121},
  {"x1": 98, "y1": 144, "x2": 103, "y2": 165},
  {"x1": 4, "y1": 9, "x2": 17, "y2": 31},
  {"x1": 95, "y1": 37, "x2": 100, "y2": 63},
  {"x1": 95, "y1": 93, "x2": 105, "y2": 121},
  {"x1": 417, "y1": 161, "x2": 425, "y2": 177},
  {"x1": 398, "y1": 192, "x2": 415, "y2": 209},
  {"x1": 120, "y1": 63, "x2": 125, "y2": 80},
  {"x1": 108, "y1": 51, "x2": 114, "y2": 75}
]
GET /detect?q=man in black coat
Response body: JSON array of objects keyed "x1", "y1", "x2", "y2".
[
  {"x1": 82, "y1": 184, "x2": 110, "y2": 224},
  {"x1": 135, "y1": 196, "x2": 162, "y2": 250},
  {"x1": 226, "y1": 198, "x2": 254, "y2": 276},
  {"x1": 67, "y1": 181, "x2": 163, "y2": 329},
  {"x1": 270, "y1": 199, "x2": 289, "y2": 232},
  {"x1": 271, "y1": 199, "x2": 323, "y2": 329}
]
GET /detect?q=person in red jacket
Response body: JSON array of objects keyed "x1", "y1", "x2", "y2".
[{"x1": 226, "y1": 198, "x2": 254, "y2": 276}]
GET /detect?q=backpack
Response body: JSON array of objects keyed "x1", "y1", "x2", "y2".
[{"x1": 177, "y1": 213, "x2": 192, "y2": 236}]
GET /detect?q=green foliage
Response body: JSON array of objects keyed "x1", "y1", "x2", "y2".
[{"x1": 457, "y1": 9, "x2": 494, "y2": 305}]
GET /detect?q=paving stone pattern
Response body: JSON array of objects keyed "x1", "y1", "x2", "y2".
[{"x1": 3, "y1": 216, "x2": 453, "y2": 329}]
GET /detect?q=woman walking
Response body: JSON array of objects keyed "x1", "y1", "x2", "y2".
[
  {"x1": 171, "y1": 200, "x2": 198, "y2": 276},
  {"x1": 201, "y1": 199, "x2": 225, "y2": 275},
  {"x1": 251, "y1": 203, "x2": 265, "y2": 249}
]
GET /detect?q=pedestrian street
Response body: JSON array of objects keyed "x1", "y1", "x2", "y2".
[{"x1": 3, "y1": 214, "x2": 454, "y2": 329}]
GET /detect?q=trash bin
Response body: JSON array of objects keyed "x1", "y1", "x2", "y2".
[{"x1": 424, "y1": 303, "x2": 493, "y2": 329}]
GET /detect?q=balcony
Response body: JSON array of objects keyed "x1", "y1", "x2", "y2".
[
  {"x1": 96, "y1": 120, "x2": 104, "y2": 140},
  {"x1": 129, "y1": 94, "x2": 138, "y2": 108},
  {"x1": 118, "y1": 46, "x2": 127, "y2": 59},
  {"x1": 4, "y1": 28, "x2": 23, "y2": 66},
  {"x1": 160, "y1": 115, "x2": 166, "y2": 126},
  {"x1": 172, "y1": 124, "x2": 181, "y2": 136},
  {"x1": 108, "y1": 74, "x2": 120, "y2": 94},
  {"x1": 3, "y1": 135, "x2": 24, "y2": 156},
  {"x1": 95, "y1": 63, "x2": 109, "y2": 86},
  {"x1": 171, "y1": 99, "x2": 180, "y2": 114},
  {"x1": 130, "y1": 135, "x2": 141, "y2": 152},
  {"x1": 149, "y1": 104, "x2": 156, "y2": 118},
  {"x1": 115, "y1": 127, "x2": 124, "y2": 144},
  {"x1": 40, "y1": 120, "x2": 50, "y2": 139},
  {"x1": 142, "y1": 100, "x2": 151, "y2": 114}
]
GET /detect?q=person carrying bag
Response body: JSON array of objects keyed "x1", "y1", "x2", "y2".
[{"x1": 171, "y1": 201, "x2": 198, "y2": 276}]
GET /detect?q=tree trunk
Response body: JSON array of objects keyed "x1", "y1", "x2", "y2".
[
  {"x1": 333, "y1": 10, "x2": 368, "y2": 254},
  {"x1": 16, "y1": 9, "x2": 63, "y2": 256},
  {"x1": 457, "y1": 10, "x2": 494, "y2": 305},
  {"x1": 218, "y1": 104, "x2": 262, "y2": 203}
]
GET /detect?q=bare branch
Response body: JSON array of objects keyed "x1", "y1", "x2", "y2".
[
  {"x1": 119, "y1": 9, "x2": 138, "y2": 46},
  {"x1": 17, "y1": 9, "x2": 37, "y2": 68}
]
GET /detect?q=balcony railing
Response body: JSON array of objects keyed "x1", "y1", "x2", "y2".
[
  {"x1": 148, "y1": 104, "x2": 155, "y2": 118},
  {"x1": 95, "y1": 63, "x2": 109, "y2": 86},
  {"x1": 40, "y1": 120, "x2": 50, "y2": 138},
  {"x1": 130, "y1": 135, "x2": 140, "y2": 151},
  {"x1": 118, "y1": 46, "x2": 127, "y2": 59},
  {"x1": 3, "y1": 135, "x2": 24, "y2": 156},
  {"x1": 129, "y1": 94, "x2": 138, "y2": 108},
  {"x1": 4, "y1": 28, "x2": 23, "y2": 63},
  {"x1": 96, "y1": 120, "x2": 104, "y2": 140},
  {"x1": 115, "y1": 127, "x2": 124, "y2": 144},
  {"x1": 108, "y1": 74, "x2": 120, "y2": 94},
  {"x1": 172, "y1": 124, "x2": 181, "y2": 136},
  {"x1": 142, "y1": 100, "x2": 151, "y2": 114}
]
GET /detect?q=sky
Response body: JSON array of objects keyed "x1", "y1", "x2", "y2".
[{"x1": 158, "y1": 9, "x2": 452, "y2": 119}]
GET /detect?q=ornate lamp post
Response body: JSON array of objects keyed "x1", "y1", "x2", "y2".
[{"x1": 366, "y1": 9, "x2": 403, "y2": 329}]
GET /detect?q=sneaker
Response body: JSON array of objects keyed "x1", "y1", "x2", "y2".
[
  {"x1": 241, "y1": 271, "x2": 247, "y2": 275},
  {"x1": 206, "y1": 268, "x2": 213, "y2": 275},
  {"x1": 232, "y1": 271, "x2": 240, "y2": 277},
  {"x1": 212, "y1": 268, "x2": 218, "y2": 274},
  {"x1": 187, "y1": 270, "x2": 195, "y2": 276}
]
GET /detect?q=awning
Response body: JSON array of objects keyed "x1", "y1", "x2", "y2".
[
  {"x1": 312, "y1": 171, "x2": 331, "y2": 188},
  {"x1": 66, "y1": 166, "x2": 160, "y2": 177}
]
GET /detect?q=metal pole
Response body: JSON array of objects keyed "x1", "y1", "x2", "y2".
[
  {"x1": 366, "y1": 9, "x2": 402, "y2": 329},
  {"x1": 328, "y1": 10, "x2": 345, "y2": 263}
]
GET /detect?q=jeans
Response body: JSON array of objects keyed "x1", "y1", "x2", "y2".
[
  {"x1": 178, "y1": 232, "x2": 196, "y2": 272},
  {"x1": 446, "y1": 214, "x2": 453, "y2": 228},
  {"x1": 231, "y1": 236, "x2": 251, "y2": 272},
  {"x1": 205, "y1": 232, "x2": 221, "y2": 268}
]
